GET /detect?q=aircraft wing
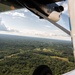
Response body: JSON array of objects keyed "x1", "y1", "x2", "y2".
[
  {"x1": 0, "y1": 0, "x2": 65, "y2": 22},
  {"x1": 0, "y1": 0, "x2": 64, "y2": 12},
  {"x1": 62, "y1": 70, "x2": 75, "y2": 75}
]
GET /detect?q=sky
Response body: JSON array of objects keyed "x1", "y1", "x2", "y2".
[{"x1": 0, "y1": 0, "x2": 71, "y2": 41}]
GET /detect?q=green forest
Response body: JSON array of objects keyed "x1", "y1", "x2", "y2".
[{"x1": 0, "y1": 34, "x2": 75, "y2": 75}]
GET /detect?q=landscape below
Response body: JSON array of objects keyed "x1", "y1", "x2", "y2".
[{"x1": 0, "y1": 34, "x2": 75, "y2": 75}]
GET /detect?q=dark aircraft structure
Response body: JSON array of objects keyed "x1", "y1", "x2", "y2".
[{"x1": 0, "y1": 0, "x2": 64, "y2": 22}]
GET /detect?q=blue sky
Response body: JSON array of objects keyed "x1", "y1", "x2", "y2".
[{"x1": 0, "y1": 0, "x2": 71, "y2": 40}]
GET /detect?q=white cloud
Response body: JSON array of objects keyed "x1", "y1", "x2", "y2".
[
  {"x1": 0, "y1": 19, "x2": 20, "y2": 33},
  {"x1": 22, "y1": 29, "x2": 70, "y2": 40},
  {"x1": 0, "y1": 25, "x2": 20, "y2": 33},
  {"x1": 0, "y1": 24, "x2": 7, "y2": 31},
  {"x1": 11, "y1": 12, "x2": 25, "y2": 18},
  {"x1": 0, "y1": 24, "x2": 70, "y2": 40},
  {"x1": 1, "y1": 11, "x2": 26, "y2": 18},
  {"x1": 7, "y1": 27, "x2": 20, "y2": 33},
  {"x1": 0, "y1": 19, "x2": 7, "y2": 31}
]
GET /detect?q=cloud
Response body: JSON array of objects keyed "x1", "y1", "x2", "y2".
[
  {"x1": 7, "y1": 27, "x2": 20, "y2": 33},
  {"x1": 0, "y1": 25, "x2": 19, "y2": 33},
  {"x1": 1, "y1": 11, "x2": 26, "y2": 18},
  {"x1": 20, "y1": 29, "x2": 66, "y2": 37},
  {"x1": 0, "y1": 19, "x2": 20, "y2": 33},
  {"x1": 11, "y1": 12, "x2": 25, "y2": 18},
  {"x1": 0, "y1": 19, "x2": 7, "y2": 31},
  {"x1": 20, "y1": 29, "x2": 70, "y2": 41},
  {"x1": 0, "y1": 24, "x2": 7, "y2": 31}
]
